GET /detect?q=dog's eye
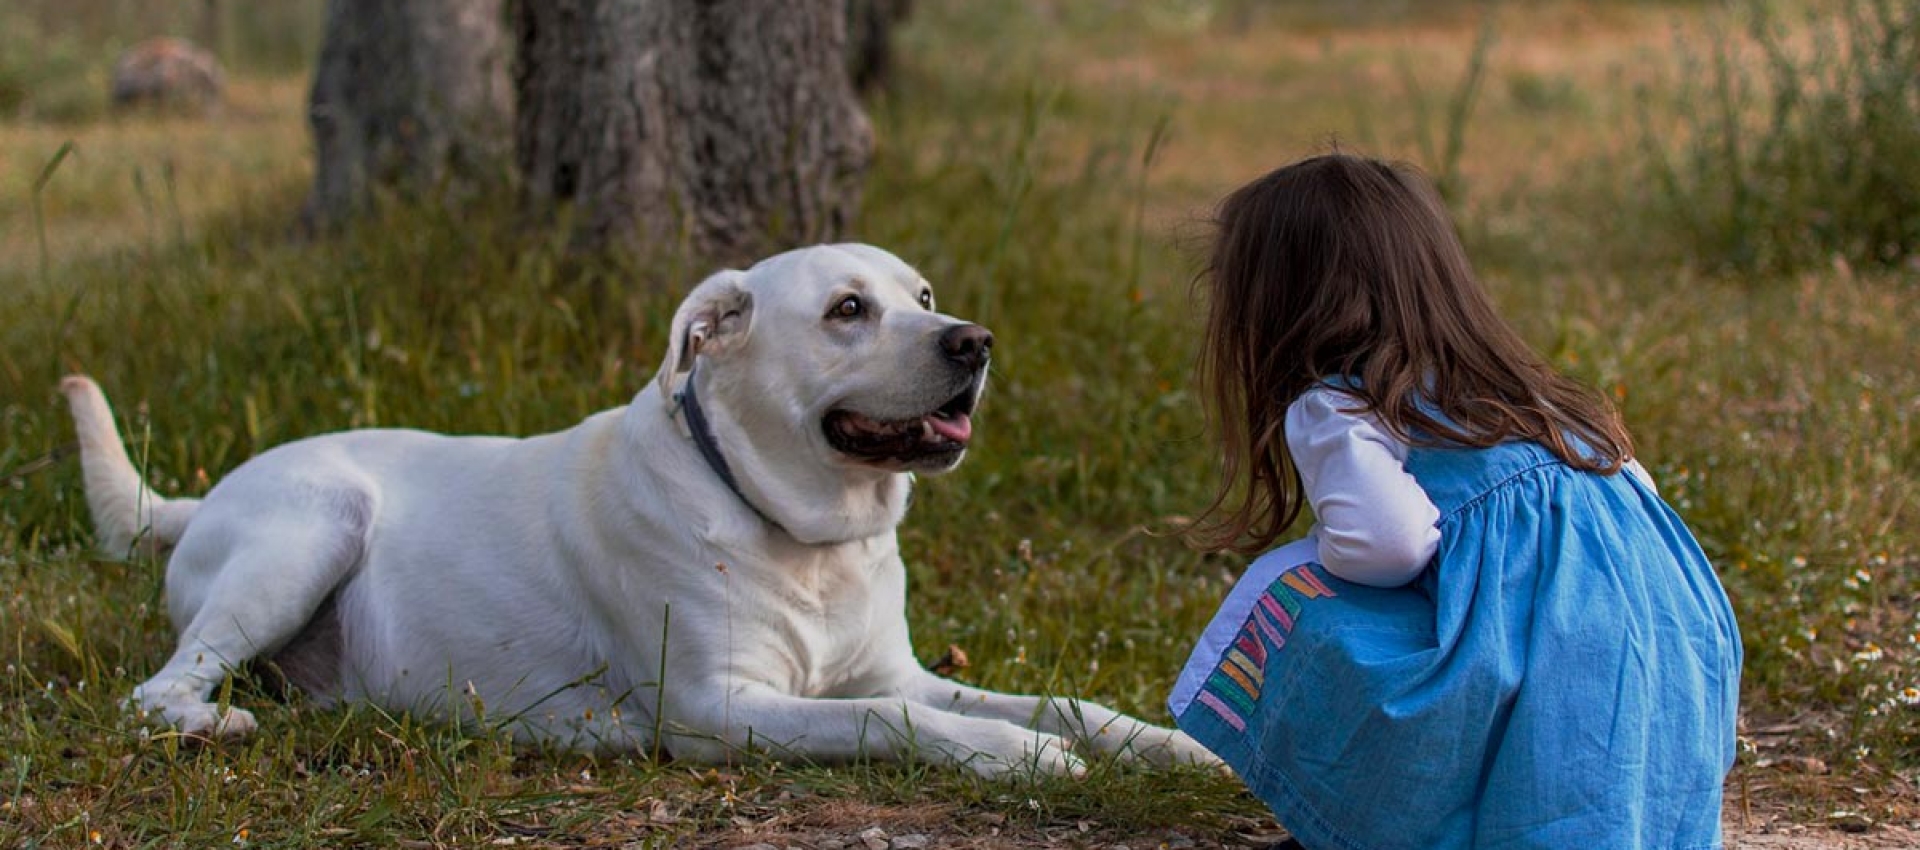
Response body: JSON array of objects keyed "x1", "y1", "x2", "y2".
[
  {"x1": 829, "y1": 295, "x2": 864, "y2": 320},
  {"x1": 918, "y1": 289, "x2": 933, "y2": 310}
]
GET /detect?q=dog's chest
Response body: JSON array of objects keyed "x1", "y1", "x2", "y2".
[{"x1": 742, "y1": 540, "x2": 905, "y2": 697}]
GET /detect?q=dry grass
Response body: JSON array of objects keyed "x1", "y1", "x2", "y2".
[
  {"x1": 0, "y1": 75, "x2": 309, "y2": 276},
  {"x1": 1021, "y1": 2, "x2": 1700, "y2": 219}
]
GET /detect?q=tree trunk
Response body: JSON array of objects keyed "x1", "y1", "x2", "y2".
[
  {"x1": 512, "y1": 0, "x2": 874, "y2": 265},
  {"x1": 302, "y1": 0, "x2": 512, "y2": 230},
  {"x1": 845, "y1": 0, "x2": 912, "y2": 93}
]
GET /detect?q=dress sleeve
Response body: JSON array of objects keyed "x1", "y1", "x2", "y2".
[{"x1": 1285, "y1": 388, "x2": 1441, "y2": 587}]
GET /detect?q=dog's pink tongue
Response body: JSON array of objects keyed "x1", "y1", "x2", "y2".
[{"x1": 928, "y1": 412, "x2": 972, "y2": 443}]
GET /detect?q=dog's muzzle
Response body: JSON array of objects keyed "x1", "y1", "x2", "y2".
[{"x1": 823, "y1": 325, "x2": 992, "y2": 471}]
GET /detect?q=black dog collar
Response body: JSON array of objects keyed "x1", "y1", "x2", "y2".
[{"x1": 676, "y1": 367, "x2": 782, "y2": 533}]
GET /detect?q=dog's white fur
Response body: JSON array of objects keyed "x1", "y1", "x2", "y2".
[{"x1": 64, "y1": 243, "x2": 1214, "y2": 778}]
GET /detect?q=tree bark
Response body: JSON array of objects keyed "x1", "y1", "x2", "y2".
[
  {"x1": 302, "y1": 0, "x2": 512, "y2": 230},
  {"x1": 845, "y1": 0, "x2": 912, "y2": 93},
  {"x1": 512, "y1": 0, "x2": 874, "y2": 265}
]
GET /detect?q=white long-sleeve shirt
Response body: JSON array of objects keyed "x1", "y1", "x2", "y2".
[{"x1": 1285, "y1": 387, "x2": 1655, "y2": 588}]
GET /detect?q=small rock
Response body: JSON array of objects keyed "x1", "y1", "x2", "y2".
[
  {"x1": 1827, "y1": 810, "x2": 1874, "y2": 833},
  {"x1": 738, "y1": 844, "x2": 780, "y2": 850},
  {"x1": 110, "y1": 37, "x2": 225, "y2": 111},
  {"x1": 892, "y1": 835, "x2": 929, "y2": 849},
  {"x1": 858, "y1": 827, "x2": 890, "y2": 850},
  {"x1": 817, "y1": 841, "x2": 846, "y2": 850}
]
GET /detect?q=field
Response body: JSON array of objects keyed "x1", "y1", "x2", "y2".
[{"x1": 4, "y1": 0, "x2": 1919, "y2": 847}]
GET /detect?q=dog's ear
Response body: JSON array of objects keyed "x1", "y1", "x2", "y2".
[{"x1": 658, "y1": 269, "x2": 754, "y2": 401}]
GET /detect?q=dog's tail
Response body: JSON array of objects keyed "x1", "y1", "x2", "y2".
[{"x1": 60, "y1": 376, "x2": 199, "y2": 559}]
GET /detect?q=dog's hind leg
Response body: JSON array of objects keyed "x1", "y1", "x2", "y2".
[{"x1": 134, "y1": 489, "x2": 370, "y2": 739}]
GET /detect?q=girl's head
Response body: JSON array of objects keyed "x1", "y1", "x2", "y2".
[{"x1": 1191, "y1": 152, "x2": 1632, "y2": 553}]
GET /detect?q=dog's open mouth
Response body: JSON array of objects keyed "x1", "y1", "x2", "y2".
[{"x1": 823, "y1": 388, "x2": 977, "y2": 466}]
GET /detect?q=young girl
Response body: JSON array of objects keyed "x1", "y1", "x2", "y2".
[{"x1": 1169, "y1": 153, "x2": 1741, "y2": 850}]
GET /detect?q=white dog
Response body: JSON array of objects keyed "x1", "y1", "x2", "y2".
[{"x1": 64, "y1": 243, "x2": 1214, "y2": 778}]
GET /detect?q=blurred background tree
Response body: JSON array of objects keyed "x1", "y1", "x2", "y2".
[
  {"x1": 297, "y1": 0, "x2": 887, "y2": 265},
  {"x1": 301, "y1": 0, "x2": 512, "y2": 231},
  {"x1": 510, "y1": 0, "x2": 875, "y2": 265}
]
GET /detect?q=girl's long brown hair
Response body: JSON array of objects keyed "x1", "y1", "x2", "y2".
[{"x1": 1190, "y1": 153, "x2": 1633, "y2": 555}]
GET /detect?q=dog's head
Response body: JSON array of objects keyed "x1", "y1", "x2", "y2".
[{"x1": 654, "y1": 244, "x2": 992, "y2": 541}]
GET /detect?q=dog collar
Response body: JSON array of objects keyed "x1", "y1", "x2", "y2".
[{"x1": 675, "y1": 367, "x2": 782, "y2": 532}]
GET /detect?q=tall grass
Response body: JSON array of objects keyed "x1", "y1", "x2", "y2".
[
  {"x1": 0, "y1": 0, "x2": 322, "y2": 123},
  {"x1": 1398, "y1": 12, "x2": 1498, "y2": 202},
  {"x1": 5, "y1": 0, "x2": 323, "y2": 74},
  {"x1": 0, "y1": 16, "x2": 112, "y2": 123},
  {"x1": 1635, "y1": 0, "x2": 1920, "y2": 274}
]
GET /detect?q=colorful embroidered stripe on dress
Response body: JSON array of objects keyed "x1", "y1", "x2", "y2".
[{"x1": 1195, "y1": 564, "x2": 1336, "y2": 730}]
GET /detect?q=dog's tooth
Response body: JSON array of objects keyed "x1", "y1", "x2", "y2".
[{"x1": 920, "y1": 419, "x2": 935, "y2": 441}]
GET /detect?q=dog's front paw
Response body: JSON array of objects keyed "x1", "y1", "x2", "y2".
[
  {"x1": 1025, "y1": 732, "x2": 1089, "y2": 779},
  {"x1": 1162, "y1": 729, "x2": 1228, "y2": 772},
  {"x1": 964, "y1": 732, "x2": 1086, "y2": 781},
  {"x1": 131, "y1": 692, "x2": 258, "y2": 741},
  {"x1": 1110, "y1": 726, "x2": 1226, "y2": 771},
  {"x1": 172, "y1": 703, "x2": 258, "y2": 740}
]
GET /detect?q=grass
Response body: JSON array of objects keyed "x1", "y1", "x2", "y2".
[
  {"x1": 0, "y1": 74, "x2": 310, "y2": 276},
  {"x1": 1632, "y1": 0, "x2": 1920, "y2": 274},
  {"x1": 4, "y1": 0, "x2": 1919, "y2": 845},
  {"x1": 0, "y1": 15, "x2": 111, "y2": 124}
]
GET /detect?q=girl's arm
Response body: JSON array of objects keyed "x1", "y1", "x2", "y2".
[{"x1": 1285, "y1": 388, "x2": 1440, "y2": 587}]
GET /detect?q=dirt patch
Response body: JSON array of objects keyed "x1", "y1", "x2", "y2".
[
  {"x1": 684, "y1": 822, "x2": 1920, "y2": 850},
  {"x1": 1730, "y1": 822, "x2": 1920, "y2": 849},
  {"x1": 665, "y1": 802, "x2": 1920, "y2": 849}
]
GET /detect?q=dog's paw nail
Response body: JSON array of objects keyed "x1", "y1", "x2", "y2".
[{"x1": 214, "y1": 708, "x2": 258, "y2": 738}]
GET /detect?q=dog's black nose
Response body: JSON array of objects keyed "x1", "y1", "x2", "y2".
[{"x1": 940, "y1": 324, "x2": 994, "y2": 370}]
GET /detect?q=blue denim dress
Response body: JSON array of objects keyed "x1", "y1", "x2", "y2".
[{"x1": 1170, "y1": 439, "x2": 1742, "y2": 850}]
